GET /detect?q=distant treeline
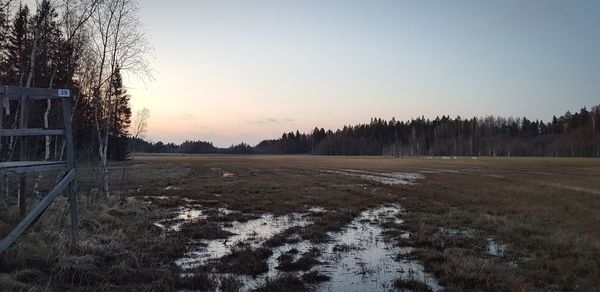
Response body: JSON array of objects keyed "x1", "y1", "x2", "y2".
[
  {"x1": 129, "y1": 139, "x2": 254, "y2": 155},
  {"x1": 133, "y1": 105, "x2": 600, "y2": 157}
]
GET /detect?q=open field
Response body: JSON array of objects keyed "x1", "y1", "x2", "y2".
[{"x1": 2, "y1": 155, "x2": 600, "y2": 291}]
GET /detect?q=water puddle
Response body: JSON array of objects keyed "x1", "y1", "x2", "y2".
[
  {"x1": 308, "y1": 206, "x2": 328, "y2": 213},
  {"x1": 440, "y1": 228, "x2": 507, "y2": 258},
  {"x1": 309, "y1": 205, "x2": 441, "y2": 292},
  {"x1": 487, "y1": 238, "x2": 507, "y2": 257},
  {"x1": 160, "y1": 201, "x2": 441, "y2": 291},
  {"x1": 326, "y1": 169, "x2": 425, "y2": 185},
  {"x1": 144, "y1": 195, "x2": 170, "y2": 200},
  {"x1": 176, "y1": 212, "x2": 311, "y2": 270},
  {"x1": 154, "y1": 205, "x2": 207, "y2": 231},
  {"x1": 439, "y1": 227, "x2": 474, "y2": 238},
  {"x1": 220, "y1": 240, "x2": 318, "y2": 290},
  {"x1": 213, "y1": 205, "x2": 439, "y2": 291}
]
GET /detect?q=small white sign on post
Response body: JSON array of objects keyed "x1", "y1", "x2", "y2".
[{"x1": 58, "y1": 89, "x2": 70, "y2": 97}]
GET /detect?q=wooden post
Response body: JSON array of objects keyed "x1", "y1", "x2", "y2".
[
  {"x1": 0, "y1": 170, "x2": 76, "y2": 254},
  {"x1": 18, "y1": 94, "x2": 28, "y2": 216},
  {"x1": 1, "y1": 88, "x2": 6, "y2": 207},
  {"x1": 1, "y1": 87, "x2": 4, "y2": 130},
  {"x1": 62, "y1": 95, "x2": 78, "y2": 244},
  {"x1": 0, "y1": 86, "x2": 78, "y2": 253}
]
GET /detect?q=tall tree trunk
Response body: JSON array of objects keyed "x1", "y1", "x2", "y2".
[
  {"x1": 17, "y1": 12, "x2": 42, "y2": 215},
  {"x1": 93, "y1": 89, "x2": 110, "y2": 197},
  {"x1": 33, "y1": 73, "x2": 56, "y2": 199},
  {"x1": 102, "y1": 108, "x2": 110, "y2": 196}
]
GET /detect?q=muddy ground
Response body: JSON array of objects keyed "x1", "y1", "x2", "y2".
[{"x1": 1, "y1": 155, "x2": 600, "y2": 291}]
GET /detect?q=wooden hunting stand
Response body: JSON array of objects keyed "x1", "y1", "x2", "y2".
[{"x1": 0, "y1": 85, "x2": 78, "y2": 255}]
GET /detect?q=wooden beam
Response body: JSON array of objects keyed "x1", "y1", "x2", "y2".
[
  {"x1": 62, "y1": 97, "x2": 78, "y2": 243},
  {"x1": 19, "y1": 94, "x2": 28, "y2": 216},
  {"x1": 0, "y1": 161, "x2": 67, "y2": 175},
  {"x1": 0, "y1": 129, "x2": 65, "y2": 137},
  {"x1": 0, "y1": 169, "x2": 75, "y2": 255},
  {"x1": 0, "y1": 95, "x2": 4, "y2": 130},
  {"x1": 0, "y1": 86, "x2": 70, "y2": 99},
  {"x1": 3, "y1": 95, "x2": 70, "y2": 101}
]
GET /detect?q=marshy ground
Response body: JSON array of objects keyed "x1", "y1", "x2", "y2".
[{"x1": 1, "y1": 155, "x2": 600, "y2": 291}]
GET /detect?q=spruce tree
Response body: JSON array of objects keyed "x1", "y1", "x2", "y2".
[
  {"x1": 107, "y1": 66, "x2": 132, "y2": 160},
  {"x1": 5, "y1": 4, "x2": 29, "y2": 86}
]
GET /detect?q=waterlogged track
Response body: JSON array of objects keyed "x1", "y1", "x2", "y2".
[
  {"x1": 151, "y1": 199, "x2": 441, "y2": 291},
  {"x1": 311, "y1": 206, "x2": 441, "y2": 292},
  {"x1": 176, "y1": 212, "x2": 311, "y2": 270},
  {"x1": 324, "y1": 169, "x2": 424, "y2": 185}
]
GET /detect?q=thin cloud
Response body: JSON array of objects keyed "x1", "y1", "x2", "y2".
[
  {"x1": 155, "y1": 113, "x2": 195, "y2": 121},
  {"x1": 247, "y1": 117, "x2": 295, "y2": 125}
]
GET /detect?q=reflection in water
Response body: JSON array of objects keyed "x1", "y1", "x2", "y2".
[
  {"x1": 159, "y1": 202, "x2": 441, "y2": 291},
  {"x1": 325, "y1": 169, "x2": 425, "y2": 185},
  {"x1": 176, "y1": 212, "x2": 311, "y2": 270},
  {"x1": 154, "y1": 205, "x2": 207, "y2": 231},
  {"x1": 487, "y1": 238, "x2": 507, "y2": 257},
  {"x1": 311, "y1": 205, "x2": 442, "y2": 292}
]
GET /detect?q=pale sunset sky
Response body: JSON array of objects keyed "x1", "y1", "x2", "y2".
[{"x1": 123, "y1": 0, "x2": 600, "y2": 147}]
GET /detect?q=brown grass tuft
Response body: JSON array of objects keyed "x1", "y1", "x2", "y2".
[
  {"x1": 394, "y1": 278, "x2": 432, "y2": 291},
  {"x1": 217, "y1": 247, "x2": 273, "y2": 276},
  {"x1": 254, "y1": 274, "x2": 304, "y2": 292},
  {"x1": 175, "y1": 273, "x2": 217, "y2": 291}
]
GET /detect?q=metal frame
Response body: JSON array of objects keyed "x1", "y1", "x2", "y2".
[{"x1": 0, "y1": 85, "x2": 77, "y2": 255}]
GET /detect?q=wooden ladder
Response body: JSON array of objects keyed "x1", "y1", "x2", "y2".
[{"x1": 0, "y1": 85, "x2": 78, "y2": 255}]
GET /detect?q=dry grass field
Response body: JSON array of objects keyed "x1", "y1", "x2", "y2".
[{"x1": 2, "y1": 154, "x2": 600, "y2": 291}]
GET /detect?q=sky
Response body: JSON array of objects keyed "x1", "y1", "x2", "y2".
[{"x1": 123, "y1": 0, "x2": 600, "y2": 147}]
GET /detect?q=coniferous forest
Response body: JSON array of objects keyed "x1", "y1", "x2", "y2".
[{"x1": 135, "y1": 106, "x2": 600, "y2": 157}]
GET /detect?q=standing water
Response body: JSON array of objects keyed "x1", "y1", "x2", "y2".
[
  {"x1": 152, "y1": 198, "x2": 442, "y2": 291},
  {"x1": 309, "y1": 205, "x2": 442, "y2": 291}
]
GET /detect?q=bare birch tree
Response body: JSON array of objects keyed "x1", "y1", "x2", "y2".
[
  {"x1": 130, "y1": 107, "x2": 148, "y2": 159},
  {"x1": 32, "y1": 0, "x2": 102, "y2": 198},
  {"x1": 84, "y1": 0, "x2": 150, "y2": 196}
]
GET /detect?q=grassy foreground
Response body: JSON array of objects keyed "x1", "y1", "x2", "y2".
[{"x1": 1, "y1": 154, "x2": 600, "y2": 291}]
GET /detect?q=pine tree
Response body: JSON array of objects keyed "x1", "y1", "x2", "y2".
[
  {"x1": 5, "y1": 4, "x2": 29, "y2": 86},
  {"x1": 31, "y1": 0, "x2": 63, "y2": 88},
  {"x1": 107, "y1": 66, "x2": 132, "y2": 160}
]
